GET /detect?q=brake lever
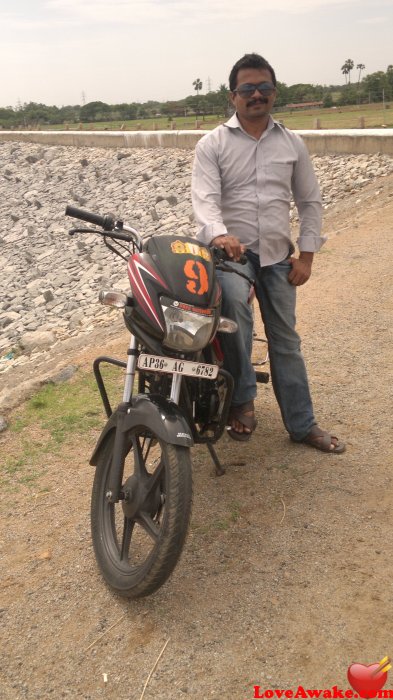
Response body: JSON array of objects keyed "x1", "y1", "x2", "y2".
[{"x1": 68, "y1": 227, "x2": 100, "y2": 236}]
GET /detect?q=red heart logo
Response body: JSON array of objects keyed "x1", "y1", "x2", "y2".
[{"x1": 347, "y1": 663, "x2": 388, "y2": 698}]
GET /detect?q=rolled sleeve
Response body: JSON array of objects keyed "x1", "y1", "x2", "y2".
[
  {"x1": 191, "y1": 139, "x2": 229, "y2": 245},
  {"x1": 297, "y1": 231, "x2": 327, "y2": 253}
]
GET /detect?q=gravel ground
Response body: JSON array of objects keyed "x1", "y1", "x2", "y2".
[{"x1": 0, "y1": 172, "x2": 393, "y2": 700}]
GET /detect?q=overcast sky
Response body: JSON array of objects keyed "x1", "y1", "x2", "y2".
[{"x1": 1, "y1": 0, "x2": 392, "y2": 108}]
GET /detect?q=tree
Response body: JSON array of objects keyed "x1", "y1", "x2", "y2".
[
  {"x1": 216, "y1": 84, "x2": 229, "y2": 113},
  {"x1": 282, "y1": 83, "x2": 324, "y2": 106},
  {"x1": 274, "y1": 81, "x2": 290, "y2": 107},
  {"x1": 346, "y1": 59, "x2": 354, "y2": 83},
  {"x1": 338, "y1": 85, "x2": 358, "y2": 106},
  {"x1": 386, "y1": 65, "x2": 393, "y2": 92},
  {"x1": 341, "y1": 59, "x2": 354, "y2": 84},
  {"x1": 22, "y1": 102, "x2": 60, "y2": 125},
  {"x1": 0, "y1": 107, "x2": 17, "y2": 128},
  {"x1": 80, "y1": 101, "x2": 111, "y2": 122},
  {"x1": 363, "y1": 71, "x2": 387, "y2": 102},
  {"x1": 193, "y1": 79, "x2": 203, "y2": 96},
  {"x1": 356, "y1": 63, "x2": 365, "y2": 84},
  {"x1": 111, "y1": 103, "x2": 137, "y2": 120},
  {"x1": 341, "y1": 64, "x2": 349, "y2": 84}
]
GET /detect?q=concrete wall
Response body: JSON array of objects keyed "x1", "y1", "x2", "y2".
[{"x1": 1, "y1": 128, "x2": 393, "y2": 154}]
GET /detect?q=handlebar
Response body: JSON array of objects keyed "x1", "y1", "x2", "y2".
[
  {"x1": 65, "y1": 205, "x2": 115, "y2": 231},
  {"x1": 65, "y1": 204, "x2": 142, "y2": 249},
  {"x1": 65, "y1": 207, "x2": 247, "y2": 268},
  {"x1": 211, "y1": 247, "x2": 248, "y2": 266}
]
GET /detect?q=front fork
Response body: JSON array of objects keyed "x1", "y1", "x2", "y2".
[
  {"x1": 102, "y1": 335, "x2": 184, "y2": 503},
  {"x1": 122, "y1": 335, "x2": 138, "y2": 403},
  {"x1": 122, "y1": 336, "x2": 182, "y2": 404}
]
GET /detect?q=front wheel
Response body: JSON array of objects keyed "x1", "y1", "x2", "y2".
[{"x1": 91, "y1": 427, "x2": 192, "y2": 598}]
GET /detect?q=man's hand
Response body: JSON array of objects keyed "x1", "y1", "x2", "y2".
[
  {"x1": 211, "y1": 234, "x2": 246, "y2": 262},
  {"x1": 288, "y1": 252, "x2": 314, "y2": 286},
  {"x1": 212, "y1": 234, "x2": 245, "y2": 262}
]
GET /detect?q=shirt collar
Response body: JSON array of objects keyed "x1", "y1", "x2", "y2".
[{"x1": 224, "y1": 112, "x2": 277, "y2": 137}]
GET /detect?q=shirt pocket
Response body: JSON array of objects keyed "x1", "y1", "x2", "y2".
[{"x1": 265, "y1": 162, "x2": 293, "y2": 198}]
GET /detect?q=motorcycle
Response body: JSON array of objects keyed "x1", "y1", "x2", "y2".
[{"x1": 65, "y1": 205, "x2": 268, "y2": 599}]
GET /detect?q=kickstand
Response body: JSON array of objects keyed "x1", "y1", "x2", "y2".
[{"x1": 206, "y1": 443, "x2": 226, "y2": 476}]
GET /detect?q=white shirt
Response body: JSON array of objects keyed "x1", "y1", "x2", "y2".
[{"x1": 191, "y1": 114, "x2": 326, "y2": 267}]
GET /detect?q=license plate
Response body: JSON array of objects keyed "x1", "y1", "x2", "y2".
[{"x1": 137, "y1": 354, "x2": 218, "y2": 379}]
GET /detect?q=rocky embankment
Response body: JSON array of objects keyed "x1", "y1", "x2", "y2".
[{"x1": 0, "y1": 141, "x2": 392, "y2": 392}]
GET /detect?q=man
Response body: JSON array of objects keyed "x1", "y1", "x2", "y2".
[{"x1": 191, "y1": 53, "x2": 345, "y2": 453}]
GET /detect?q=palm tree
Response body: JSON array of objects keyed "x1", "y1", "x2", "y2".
[
  {"x1": 341, "y1": 63, "x2": 349, "y2": 85},
  {"x1": 193, "y1": 79, "x2": 203, "y2": 96},
  {"x1": 356, "y1": 63, "x2": 365, "y2": 84},
  {"x1": 345, "y1": 59, "x2": 354, "y2": 83}
]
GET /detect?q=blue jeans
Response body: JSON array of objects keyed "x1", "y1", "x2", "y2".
[{"x1": 216, "y1": 250, "x2": 316, "y2": 441}]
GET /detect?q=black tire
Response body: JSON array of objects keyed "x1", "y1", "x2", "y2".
[{"x1": 91, "y1": 428, "x2": 192, "y2": 598}]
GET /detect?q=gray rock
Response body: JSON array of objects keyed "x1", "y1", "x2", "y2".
[
  {"x1": 0, "y1": 312, "x2": 20, "y2": 328},
  {"x1": 0, "y1": 378, "x2": 44, "y2": 411},
  {"x1": 19, "y1": 330, "x2": 56, "y2": 353},
  {"x1": 47, "y1": 365, "x2": 78, "y2": 384},
  {"x1": 166, "y1": 194, "x2": 178, "y2": 206}
]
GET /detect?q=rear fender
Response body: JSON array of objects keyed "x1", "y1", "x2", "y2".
[{"x1": 90, "y1": 393, "x2": 193, "y2": 466}]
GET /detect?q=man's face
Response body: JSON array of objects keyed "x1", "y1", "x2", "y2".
[{"x1": 231, "y1": 67, "x2": 276, "y2": 121}]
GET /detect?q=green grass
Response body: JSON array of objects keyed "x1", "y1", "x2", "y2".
[
  {"x1": 274, "y1": 103, "x2": 392, "y2": 129},
  {"x1": 40, "y1": 102, "x2": 393, "y2": 131},
  {"x1": 46, "y1": 114, "x2": 223, "y2": 132},
  {"x1": 1, "y1": 365, "x2": 125, "y2": 491}
]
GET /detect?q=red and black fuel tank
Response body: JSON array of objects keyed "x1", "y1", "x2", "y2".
[
  {"x1": 125, "y1": 235, "x2": 221, "y2": 348},
  {"x1": 144, "y1": 235, "x2": 220, "y2": 307}
]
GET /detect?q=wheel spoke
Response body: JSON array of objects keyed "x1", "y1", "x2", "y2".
[
  {"x1": 137, "y1": 512, "x2": 160, "y2": 542},
  {"x1": 131, "y1": 435, "x2": 147, "y2": 478},
  {"x1": 144, "y1": 460, "x2": 165, "y2": 498},
  {"x1": 120, "y1": 516, "x2": 134, "y2": 561},
  {"x1": 142, "y1": 436, "x2": 153, "y2": 462}
]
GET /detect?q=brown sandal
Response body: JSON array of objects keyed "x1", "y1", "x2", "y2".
[
  {"x1": 227, "y1": 400, "x2": 258, "y2": 442},
  {"x1": 292, "y1": 425, "x2": 346, "y2": 454}
]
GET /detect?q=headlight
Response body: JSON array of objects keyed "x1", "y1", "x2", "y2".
[{"x1": 161, "y1": 297, "x2": 218, "y2": 352}]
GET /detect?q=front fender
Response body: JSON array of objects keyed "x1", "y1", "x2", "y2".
[{"x1": 90, "y1": 393, "x2": 193, "y2": 466}]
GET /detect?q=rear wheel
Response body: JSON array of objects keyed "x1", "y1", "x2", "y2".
[{"x1": 91, "y1": 428, "x2": 192, "y2": 598}]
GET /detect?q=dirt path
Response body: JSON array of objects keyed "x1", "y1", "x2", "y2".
[{"x1": 1, "y1": 175, "x2": 393, "y2": 700}]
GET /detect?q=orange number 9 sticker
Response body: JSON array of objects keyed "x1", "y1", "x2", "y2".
[{"x1": 183, "y1": 260, "x2": 209, "y2": 295}]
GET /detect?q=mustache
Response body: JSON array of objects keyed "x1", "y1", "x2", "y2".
[{"x1": 247, "y1": 97, "x2": 269, "y2": 106}]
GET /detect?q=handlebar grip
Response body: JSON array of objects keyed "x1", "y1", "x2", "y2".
[
  {"x1": 65, "y1": 205, "x2": 114, "y2": 231},
  {"x1": 212, "y1": 247, "x2": 248, "y2": 265}
]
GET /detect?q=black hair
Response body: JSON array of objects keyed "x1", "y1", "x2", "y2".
[{"x1": 229, "y1": 53, "x2": 277, "y2": 91}]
